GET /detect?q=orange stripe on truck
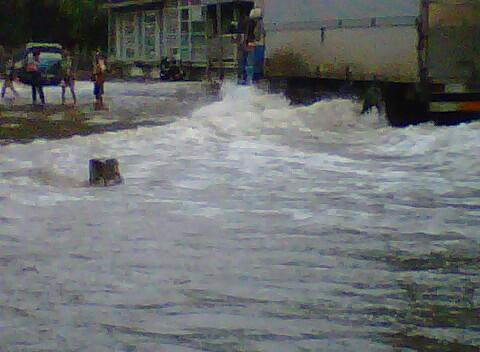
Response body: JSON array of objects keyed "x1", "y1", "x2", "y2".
[{"x1": 459, "y1": 101, "x2": 480, "y2": 112}]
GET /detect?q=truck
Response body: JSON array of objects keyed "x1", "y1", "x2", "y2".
[{"x1": 261, "y1": 0, "x2": 480, "y2": 126}]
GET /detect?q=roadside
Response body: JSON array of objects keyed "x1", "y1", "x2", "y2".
[
  {"x1": 0, "y1": 104, "x2": 171, "y2": 146},
  {"x1": 0, "y1": 80, "x2": 211, "y2": 145}
]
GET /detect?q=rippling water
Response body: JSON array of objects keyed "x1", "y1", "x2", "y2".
[{"x1": 0, "y1": 82, "x2": 479, "y2": 351}]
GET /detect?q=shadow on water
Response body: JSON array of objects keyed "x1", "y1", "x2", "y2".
[
  {"x1": 0, "y1": 104, "x2": 174, "y2": 145},
  {"x1": 0, "y1": 83, "x2": 217, "y2": 145},
  {"x1": 354, "y1": 246, "x2": 480, "y2": 351},
  {"x1": 101, "y1": 322, "x2": 294, "y2": 352},
  {"x1": 2, "y1": 168, "x2": 87, "y2": 188},
  {"x1": 353, "y1": 248, "x2": 480, "y2": 273}
]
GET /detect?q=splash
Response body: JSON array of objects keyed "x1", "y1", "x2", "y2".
[{"x1": 189, "y1": 81, "x2": 387, "y2": 142}]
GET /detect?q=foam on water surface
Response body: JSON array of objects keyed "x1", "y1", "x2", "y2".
[{"x1": 0, "y1": 82, "x2": 479, "y2": 351}]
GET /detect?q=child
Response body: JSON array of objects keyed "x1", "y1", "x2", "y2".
[
  {"x1": 60, "y1": 49, "x2": 77, "y2": 105},
  {"x1": 92, "y1": 51, "x2": 106, "y2": 109},
  {"x1": 1, "y1": 57, "x2": 19, "y2": 99}
]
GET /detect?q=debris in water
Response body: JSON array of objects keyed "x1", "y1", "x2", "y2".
[{"x1": 89, "y1": 158, "x2": 123, "y2": 187}]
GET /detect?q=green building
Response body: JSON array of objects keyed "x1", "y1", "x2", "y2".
[{"x1": 104, "y1": 0, "x2": 256, "y2": 79}]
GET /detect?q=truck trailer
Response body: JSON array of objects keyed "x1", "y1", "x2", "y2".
[{"x1": 261, "y1": 0, "x2": 480, "y2": 126}]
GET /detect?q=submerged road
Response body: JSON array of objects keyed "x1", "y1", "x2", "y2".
[
  {"x1": 0, "y1": 81, "x2": 210, "y2": 144},
  {"x1": 0, "y1": 81, "x2": 479, "y2": 351}
]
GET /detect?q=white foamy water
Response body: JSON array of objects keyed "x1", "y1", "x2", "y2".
[{"x1": 1, "y1": 82, "x2": 479, "y2": 351}]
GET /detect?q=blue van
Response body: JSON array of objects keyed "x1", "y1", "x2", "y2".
[{"x1": 14, "y1": 43, "x2": 63, "y2": 86}]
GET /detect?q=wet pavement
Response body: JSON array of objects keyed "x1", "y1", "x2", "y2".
[{"x1": 0, "y1": 80, "x2": 211, "y2": 145}]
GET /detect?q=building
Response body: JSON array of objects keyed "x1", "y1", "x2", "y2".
[{"x1": 104, "y1": 0, "x2": 257, "y2": 79}]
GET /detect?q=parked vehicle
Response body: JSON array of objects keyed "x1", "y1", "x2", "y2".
[
  {"x1": 14, "y1": 43, "x2": 63, "y2": 86},
  {"x1": 262, "y1": 0, "x2": 480, "y2": 126}
]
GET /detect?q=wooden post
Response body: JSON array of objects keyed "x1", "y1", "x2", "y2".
[
  {"x1": 419, "y1": 0, "x2": 430, "y2": 84},
  {"x1": 216, "y1": 0, "x2": 224, "y2": 81},
  {"x1": 89, "y1": 158, "x2": 123, "y2": 186},
  {"x1": 108, "y1": 9, "x2": 112, "y2": 59}
]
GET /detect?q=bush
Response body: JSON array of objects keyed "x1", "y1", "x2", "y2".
[{"x1": 266, "y1": 48, "x2": 311, "y2": 77}]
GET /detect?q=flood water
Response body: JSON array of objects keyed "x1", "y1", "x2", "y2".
[{"x1": 0, "y1": 82, "x2": 479, "y2": 351}]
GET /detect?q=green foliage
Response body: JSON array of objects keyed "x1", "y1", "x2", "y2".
[
  {"x1": 0, "y1": 0, "x2": 107, "y2": 51},
  {"x1": 266, "y1": 49, "x2": 311, "y2": 77},
  {"x1": 56, "y1": 0, "x2": 107, "y2": 48}
]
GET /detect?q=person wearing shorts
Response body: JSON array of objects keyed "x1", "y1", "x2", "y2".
[
  {"x1": 92, "y1": 52, "x2": 106, "y2": 109},
  {"x1": 1, "y1": 58, "x2": 19, "y2": 99},
  {"x1": 60, "y1": 50, "x2": 77, "y2": 105},
  {"x1": 27, "y1": 50, "x2": 45, "y2": 105}
]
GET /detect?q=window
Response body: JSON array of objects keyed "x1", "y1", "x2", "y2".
[
  {"x1": 122, "y1": 13, "x2": 136, "y2": 59},
  {"x1": 144, "y1": 11, "x2": 158, "y2": 59},
  {"x1": 192, "y1": 21, "x2": 204, "y2": 33}
]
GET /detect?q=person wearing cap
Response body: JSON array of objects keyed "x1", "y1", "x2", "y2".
[{"x1": 245, "y1": 8, "x2": 266, "y2": 85}]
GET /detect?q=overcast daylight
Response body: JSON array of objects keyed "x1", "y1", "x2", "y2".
[{"x1": 0, "y1": 1, "x2": 479, "y2": 351}]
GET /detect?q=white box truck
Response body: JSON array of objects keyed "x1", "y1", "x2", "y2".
[{"x1": 261, "y1": 0, "x2": 480, "y2": 126}]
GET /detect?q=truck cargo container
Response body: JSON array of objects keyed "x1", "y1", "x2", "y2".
[{"x1": 261, "y1": 0, "x2": 480, "y2": 126}]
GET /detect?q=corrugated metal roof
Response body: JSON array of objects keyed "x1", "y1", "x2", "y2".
[
  {"x1": 104, "y1": 0, "x2": 254, "y2": 9},
  {"x1": 203, "y1": 0, "x2": 254, "y2": 4},
  {"x1": 103, "y1": 0, "x2": 163, "y2": 9}
]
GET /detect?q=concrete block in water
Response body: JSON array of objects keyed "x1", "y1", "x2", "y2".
[{"x1": 89, "y1": 158, "x2": 123, "y2": 186}]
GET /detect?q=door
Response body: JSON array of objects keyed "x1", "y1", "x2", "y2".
[
  {"x1": 121, "y1": 12, "x2": 138, "y2": 60},
  {"x1": 144, "y1": 11, "x2": 159, "y2": 59},
  {"x1": 427, "y1": 1, "x2": 480, "y2": 85}
]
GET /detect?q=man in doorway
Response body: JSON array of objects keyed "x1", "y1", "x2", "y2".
[{"x1": 230, "y1": 20, "x2": 248, "y2": 84}]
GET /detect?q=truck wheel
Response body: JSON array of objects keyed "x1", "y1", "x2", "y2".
[
  {"x1": 361, "y1": 84, "x2": 384, "y2": 115},
  {"x1": 383, "y1": 84, "x2": 429, "y2": 127}
]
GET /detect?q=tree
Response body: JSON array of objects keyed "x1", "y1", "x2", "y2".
[
  {"x1": 0, "y1": 0, "x2": 107, "y2": 51},
  {"x1": 0, "y1": 0, "x2": 31, "y2": 48},
  {"x1": 56, "y1": 0, "x2": 107, "y2": 50}
]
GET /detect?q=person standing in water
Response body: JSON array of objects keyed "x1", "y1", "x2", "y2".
[
  {"x1": 92, "y1": 51, "x2": 106, "y2": 109},
  {"x1": 245, "y1": 8, "x2": 266, "y2": 85},
  {"x1": 60, "y1": 49, "x2": 77, "y2": 106},
  {"x1": 1, "y1": 56, "x2": 19, "y2": 99},
  {"x1": 26, "y1": 50, "x2": 45, "y2": 105}
]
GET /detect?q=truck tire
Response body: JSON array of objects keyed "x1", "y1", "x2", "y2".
[{"x1": 383, "y1": 84, "x2": 429, "y2": 127}]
